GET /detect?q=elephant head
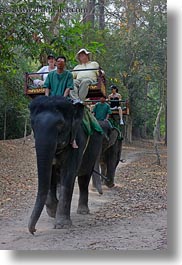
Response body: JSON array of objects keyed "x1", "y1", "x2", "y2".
[{"x1": 30, "y1": 96, "x2": 84, "y2": 148}]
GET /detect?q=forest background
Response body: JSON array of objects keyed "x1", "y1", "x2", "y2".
[{"x1": 0, "y1": 0, "x2": 167, "y2": 143}]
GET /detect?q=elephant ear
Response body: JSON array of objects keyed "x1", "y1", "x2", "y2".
[
  {"x1": 70, "y1": 103, "x2": 84, "y2": 143},
  {"x1": 99, "y1": 121, "x2": 119, "y2": 149},
  {"x1": 109, "y1": 129, "x2": 119, "y2": 146},
  {"x1": 102, "y1": 128, "x2": 119, "y2": 152}
]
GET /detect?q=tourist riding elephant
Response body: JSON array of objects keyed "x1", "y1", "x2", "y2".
[
  {"x1": 92, "y1": 120, "x2": 123, "y2": 194},
  {"x1": 28, "y1": 96, "x2": 103, "y2": 234}
]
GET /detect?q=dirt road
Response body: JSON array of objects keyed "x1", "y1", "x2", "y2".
[{"x1": 0, "y1": 139, "x2": 167, "y2": 250}]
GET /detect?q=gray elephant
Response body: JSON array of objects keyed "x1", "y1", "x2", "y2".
[
  {"x1": 28, "y1": 96, "x2": 103, "y2": 234},
  {"x1": 92, "y1": 120, "x2": 123, "y2": 194}
]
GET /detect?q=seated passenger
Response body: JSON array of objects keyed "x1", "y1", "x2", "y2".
[
  {"x1": 43, "y1": 56, "x2": 77, "y2": 148},
  {"x1": 108, "y1": 85, "x2": 124, "y2": 125},
  {"x1": 92, "y1": 95, "x2": 112, "y2": 121},
  {"x1": 31, "y1": 54, "x2": 57, "y2": 87},
  {"x1": 70, "y1": 48, "x2": 104, "y2": 102}
]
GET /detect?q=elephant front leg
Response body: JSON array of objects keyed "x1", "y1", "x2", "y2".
[
  {"x1": 55, "y1": 185, "x2": 73, "y2": 229},
  {"x1": 104, "y1": 166, "x2": 116, "y2": 188},
  {"x1": 77, "y1": 175, "x2": 90, "y2": 214},
  {"x1": 46, "y1": 190, "x2": 58, "y2": 218}
]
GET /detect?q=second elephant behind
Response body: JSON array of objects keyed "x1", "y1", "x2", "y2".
[{"x1": 92, "y1": 120, "x2": 123, "y2": 194}]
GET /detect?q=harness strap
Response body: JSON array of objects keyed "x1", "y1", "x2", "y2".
[{"x1": 82, "y1": 135, "x2": 90, "y2": 156}]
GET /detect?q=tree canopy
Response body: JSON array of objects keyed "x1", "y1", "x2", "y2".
[{"x1": 0, "y1": 0, "x2": 167, "y2": 141}]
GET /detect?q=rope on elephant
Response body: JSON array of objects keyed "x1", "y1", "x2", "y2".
[
  {"x1": 82, "y1": 106, "x2": 104, "y2": 136},
  {"x1": 82, "y1": 135, "x2": 90, "y2": 156},
  {"x1": 108, "y1": 118, "x2": 124, "y2": 140}
]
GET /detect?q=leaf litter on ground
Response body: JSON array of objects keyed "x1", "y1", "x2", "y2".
[{"x1": 0, "y1": 138, "x2": 167, "y2": 225}]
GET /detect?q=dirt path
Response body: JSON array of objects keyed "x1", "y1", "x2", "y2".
[{"x1": 0, "y1": 139, "x2": 167, "y2": 250}]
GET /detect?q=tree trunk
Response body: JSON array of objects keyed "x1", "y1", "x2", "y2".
[
  {"x1": 163, "y1": 58, "x2": 167, "y2": 145},
  {"x1": 99, "y1": 0, "x2": 105, "y2": 30},
  {"x1": 142, "y1": 81, "x2": 149, "y2": 138},
  {"x1": 125, "y1": 0, "x2": 137, "y2": 34},
  {"x1": 39, "y1": 0, "x2": 66, "y2": 66},
  {"x1": 3, "y1": 106, "x2": 7, "y2": 140},
  {"x1": 153, "y1": 103, "x2": 163, "y2": 165},
  {"x1": 164, "y1": 104, "x2": 167, "y2": 145},
  {"x1": 125, "y1": 115, "x2": 132, "y2": 143},
  {"x1": 83, "y1": 0, "x2": 96, "y2": 27}
]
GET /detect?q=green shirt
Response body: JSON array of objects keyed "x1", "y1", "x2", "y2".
[
  {"x1": 43, "y1": 70, "x2": 74, "y2": 96},
  {"x1": 93, "y1": 102, "x2": 112, "y2": 121}
]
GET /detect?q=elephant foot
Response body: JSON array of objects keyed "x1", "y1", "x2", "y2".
[
  {"x1": 77, "y1": 205, "x2": 90, "y2": 215},
  {"x1": 45, "y1": 195, "x2": 58, "y2": 218},
  {"x1": 46, "y1": 205, "x2": 57, "y2": 218},
  {"x1": 92, "y1": 174, "x2": 103, "y2": 195},
  {"x1": 91, "y1": 186, "x2": 103, "y2": 195},
  {"x1": 104, "y1": 181, "x2": 115, "y2": 188},
  {"x1": 54, "y1": 218, "x2": 72, "y2": 229},
  {"x1": 96, "y1": 186, "x2": 103, "y2": 195}
]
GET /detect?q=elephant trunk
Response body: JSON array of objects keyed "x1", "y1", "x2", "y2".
[{"x1": 28, "y1": 139, "x2": 57, "y2": 235}]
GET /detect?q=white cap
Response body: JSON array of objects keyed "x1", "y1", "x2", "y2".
[{"x1": 76, "y1": 48, "x2": 91, "y2": 61}]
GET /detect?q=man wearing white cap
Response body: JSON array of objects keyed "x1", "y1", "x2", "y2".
[{"x1": 70, "y1": 48, "x2": 100, "y2": 101}]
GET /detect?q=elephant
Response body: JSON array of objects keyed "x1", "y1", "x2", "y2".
[
  {"x1": 28, "y1": 95, "x2": 103, "y2": 234},
  {"x1": 92, "y1": 119, "x2": 123, "y2": 194}
]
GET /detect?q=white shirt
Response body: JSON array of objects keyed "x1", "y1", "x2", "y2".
[{"x1": 37, "y1": 65, "x2": 57, "y2": 81}]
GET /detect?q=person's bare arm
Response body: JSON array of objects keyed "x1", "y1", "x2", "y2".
[
  {"x1": 29, "y1": 73, "x2": 41, "y2": 78},
  {"x1": 63, "y1": 88, "x2": 70, "y2": 97},
  {"x1": 45, "y1": 88, "x2": 50, "y2": 96},
  {"x1": 105, "y1": 114, "x2": 110, "y2": 120},
  {"x1": 118, "y1": 93, "x2": 122, "y2": 106}
]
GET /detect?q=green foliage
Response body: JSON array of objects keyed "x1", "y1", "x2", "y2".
[
  {"x1": 0, "y1": 50, "x2": 32, "y2": 139},
  {"x1": 49, "y1": 20, "x2": 106, "y2": 68},
  {"x1": 0, "y1": 0, "x2": 167, "y2": 140},
  {"x1": 98, "y1": 0, "x2": 167, "y2": 138}
]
